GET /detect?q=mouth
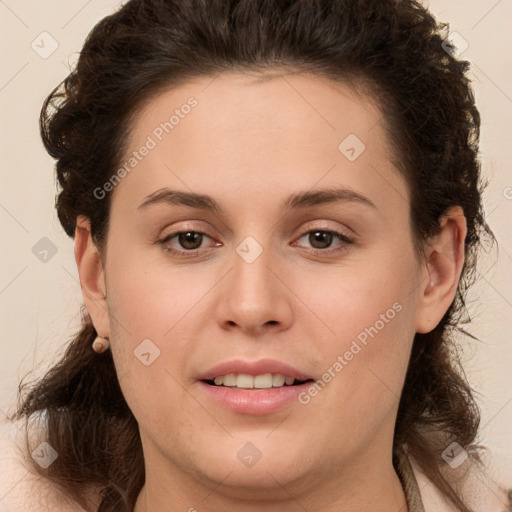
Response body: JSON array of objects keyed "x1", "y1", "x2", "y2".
[
  {"x1": 196, "y1": 359, "x2": 316, "y2": 414},
  {"x1": 202, "y1": 373, "x2": 315, "y2": 389}
]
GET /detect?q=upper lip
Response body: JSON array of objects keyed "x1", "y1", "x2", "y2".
[{"x1": 197, "y1": 358, "x2": 314, "y2": 381}]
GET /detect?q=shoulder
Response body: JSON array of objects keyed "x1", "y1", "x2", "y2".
[
  {"x1": 0, "y1": 417, "x2": 93, "y2": 512},
  {"x1": 410, "y1": 451, "x2": 512, "y2": 512}
]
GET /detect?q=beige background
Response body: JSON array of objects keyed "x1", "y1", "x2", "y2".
[{"x1": 0, "y1": 0, "x2": 511, "y2": 487}]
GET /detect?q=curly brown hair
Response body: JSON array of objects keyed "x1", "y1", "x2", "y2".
[{"x1": 10, "y1": 0, "x2": 496, "y2": 511}]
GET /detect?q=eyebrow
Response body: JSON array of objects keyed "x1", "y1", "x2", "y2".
[{"x1": 137, "y1": 186, "x2": 377, "y2": 213}]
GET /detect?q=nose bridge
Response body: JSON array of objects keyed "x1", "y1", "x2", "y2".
[
  {"x1": 231, "y1": 234, "x2": 277, "y2": 308},
  {"x1": 215, "y1": 232, "x2": 294, "y2": 331}
]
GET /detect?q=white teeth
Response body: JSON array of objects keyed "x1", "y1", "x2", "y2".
[
  {"x1": 272, "y1": 374, "x2": 285, "y2": 387},
  {"x1": 223, "y1": 373, "x2": 237, "y2": 386},
  {"x1": 236, "y1": 374, "x2": 254, "y2": 389},
  {"x1": 253, "y1": 373, "x2": 273, "y2": 388},
  {"x1": 211, "y1": 373, "x2": 299, "y2": 389}
]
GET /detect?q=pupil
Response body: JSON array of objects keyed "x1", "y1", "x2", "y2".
[
  {"x1": 310, "y1": 231, "x2": 332, "y2": 249},
  {"x1": 179, "y1": 232, "x2": 201, "y2": 249}
]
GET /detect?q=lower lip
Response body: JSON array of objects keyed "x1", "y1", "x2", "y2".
[{"x1": 197, "y1": 381, "x2": 312, "y2": 415}]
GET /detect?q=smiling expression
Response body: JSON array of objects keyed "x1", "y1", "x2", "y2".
[{"x1": 82, "y1": 70, "x2": 434, "y2": 504}]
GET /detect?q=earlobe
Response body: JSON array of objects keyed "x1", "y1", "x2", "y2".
[
  {"x1": 74, "y1": 215, "x2": 110, "y2": 338},
  {"x1": 415, "y1": 206, "x2": 467, "y2": 334}
]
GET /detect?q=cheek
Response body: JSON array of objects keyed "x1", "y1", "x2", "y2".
[
  {"x1": 105, "y1": 263, "x2": 196, "y2": 443},
  {"x1": 105, "y1": 247, "x2": 211, "y2": 339},
  {"x1": 296, "y1": 253, "x2": 418, "y2": 414},
  {"x1": 301, "y1": 303, "x2": 414, "y2": 456},
  {"x1": 295, "y1": 252, "x2": 417, "y2": 344}
]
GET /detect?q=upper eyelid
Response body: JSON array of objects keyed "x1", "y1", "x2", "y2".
[
  {"x1": 160, "y1": 218, "x2": 355, "y2": 237},
  {"x1": 297, "y1": 220, "x2": 356, "y2": 239}
]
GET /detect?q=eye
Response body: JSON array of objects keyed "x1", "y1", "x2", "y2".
[
  {"x1": 159, "y1": 230, "x2": 217, "y2": 256},
  {"x1": 292, "y1": 229, "x2": 355, "y2": 255},
  {"x1": 158, "y1": 227, "x2": 355, "y2": 258}
]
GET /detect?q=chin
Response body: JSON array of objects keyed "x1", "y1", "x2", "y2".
[
  {"x1": 185, "y1": 437, "x2": 314, "y2": 489},
  {"x1": 200, "y1": 460, "x2": 311, "y2": 499}
]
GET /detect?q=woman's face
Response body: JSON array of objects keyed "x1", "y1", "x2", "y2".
[{"x1": 86, "y1": 71, "x2": 433, "y2": 503}]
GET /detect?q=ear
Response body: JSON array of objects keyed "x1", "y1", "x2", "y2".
[
  {"x1": 414, "y1": 206, "x2": 467, "y2": 334},
  {"x1": 74, "y1": 215, "x2": 110, "y2": 338}
]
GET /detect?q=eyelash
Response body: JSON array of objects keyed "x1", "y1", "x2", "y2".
[{"x1": 158, "y1": 228, "x2": 355, "y2": 258}]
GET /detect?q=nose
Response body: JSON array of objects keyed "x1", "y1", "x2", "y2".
[{"x1": 214, "y1": 240, "x2": 294, "y2": 335}]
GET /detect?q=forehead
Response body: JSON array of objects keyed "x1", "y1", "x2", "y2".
[
  {"x1": 131, "y1": 70, "x2": 385, "y2": 151},
  {"x1": 110, "y1": 70, "x2": 407, "y2": 221}
]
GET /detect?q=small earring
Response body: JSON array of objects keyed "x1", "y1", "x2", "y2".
[{"x1": 92, "y1": 336, "x2": 110, "y2": 353}]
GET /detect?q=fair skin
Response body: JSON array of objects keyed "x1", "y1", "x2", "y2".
[{"x1": 74, "y1": 70, "x2": 466, "y2": 512}]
